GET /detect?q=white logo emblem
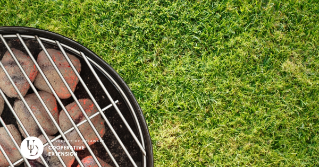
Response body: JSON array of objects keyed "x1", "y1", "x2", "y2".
[{"x1": 20, "y1": 137, "x2": 44, "y2": 159}]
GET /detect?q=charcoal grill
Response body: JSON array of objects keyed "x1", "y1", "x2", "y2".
[{"x1": 0, "y1": 27, "x2": 153, "y2": 167}]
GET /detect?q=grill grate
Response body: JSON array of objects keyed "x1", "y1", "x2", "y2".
[{"x1": 0, "y1": 31, "x2": 152, "y2": 167}]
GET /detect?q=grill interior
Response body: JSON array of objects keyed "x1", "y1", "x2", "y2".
[{"x1": 0, "y1": 32, "x2": 150, "y2": 167}]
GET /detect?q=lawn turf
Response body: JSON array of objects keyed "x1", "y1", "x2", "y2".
[{"x1": 0, "y1": 0, "x2": 318, "y2": 166}]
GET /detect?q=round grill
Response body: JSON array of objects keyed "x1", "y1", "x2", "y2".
[{"x1": 0, "y1": 27, "x2": 153, "y2": 167}]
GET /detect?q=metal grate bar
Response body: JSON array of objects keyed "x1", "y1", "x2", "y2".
[
  {"x1": 36, "y1": 36, "x2": 107, "y2": 167},
  {"x1": 43, "y1": 100, "x2": 118, "y2": 147},
  {"x1": 0, "y1": 138, "x2": 14, "y2": 167},
  {"x1": 0, "y1": 116, "x2": 31, "y2": 167},
  {"x1": 50, "y1": 40, "x2": 146, "y2": 165},
  {"x1": 80, "y1": 51, "x2": 141, "y2": 167},
  {"x1": 56, "y1": 41, "x2": 120, "y2": 167},
  {"x1": 81, "y1": 52, "x2": 147, "y2": 155},
  {"x1": 11, "y1": 100, "x2": 119, "y2": 166},
  {"x1": 0, "y1": 91, "x2": 48, "y2": 167},
  {"x1": 0, "y1": 59, "x2": 66, "y2": 167},
  {"x1": 81, "y1": 52, "x2": 146, "y2": 155},
  {"x1": 44, "y1": 37, "x2": 139, "y2": 167},
  {"x1": 0, "y1": 34, "x2": 84, "y2": 167},
  {"x1": 0, "y1": 89, "x2": 50, "y2": 167},
  {"x1": 85, "y1": 56, "x2": 147, "y2": 167},
  {"x1": 16, "y1": 34, "x2": 100, "y2": 166},
  {"x1": 57, "y1": 41, "x2": 140, "y2": 167}
]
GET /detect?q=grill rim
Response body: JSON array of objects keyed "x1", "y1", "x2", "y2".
[{"x1": 0, "y1": 26, "x2": 154, "y2": 167}]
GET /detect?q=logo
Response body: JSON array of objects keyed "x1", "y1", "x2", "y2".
[{"x1": 21, "y1": 137, "x2": 44, "y2": 159}]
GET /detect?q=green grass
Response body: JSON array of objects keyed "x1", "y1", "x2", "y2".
[{"x1": 1, "y1": 0, "x2": 319, "y2": 166}]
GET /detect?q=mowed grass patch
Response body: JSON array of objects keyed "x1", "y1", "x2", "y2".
[{"x1": 0, "y1": 0, "x2": 319, "y2": 166}]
